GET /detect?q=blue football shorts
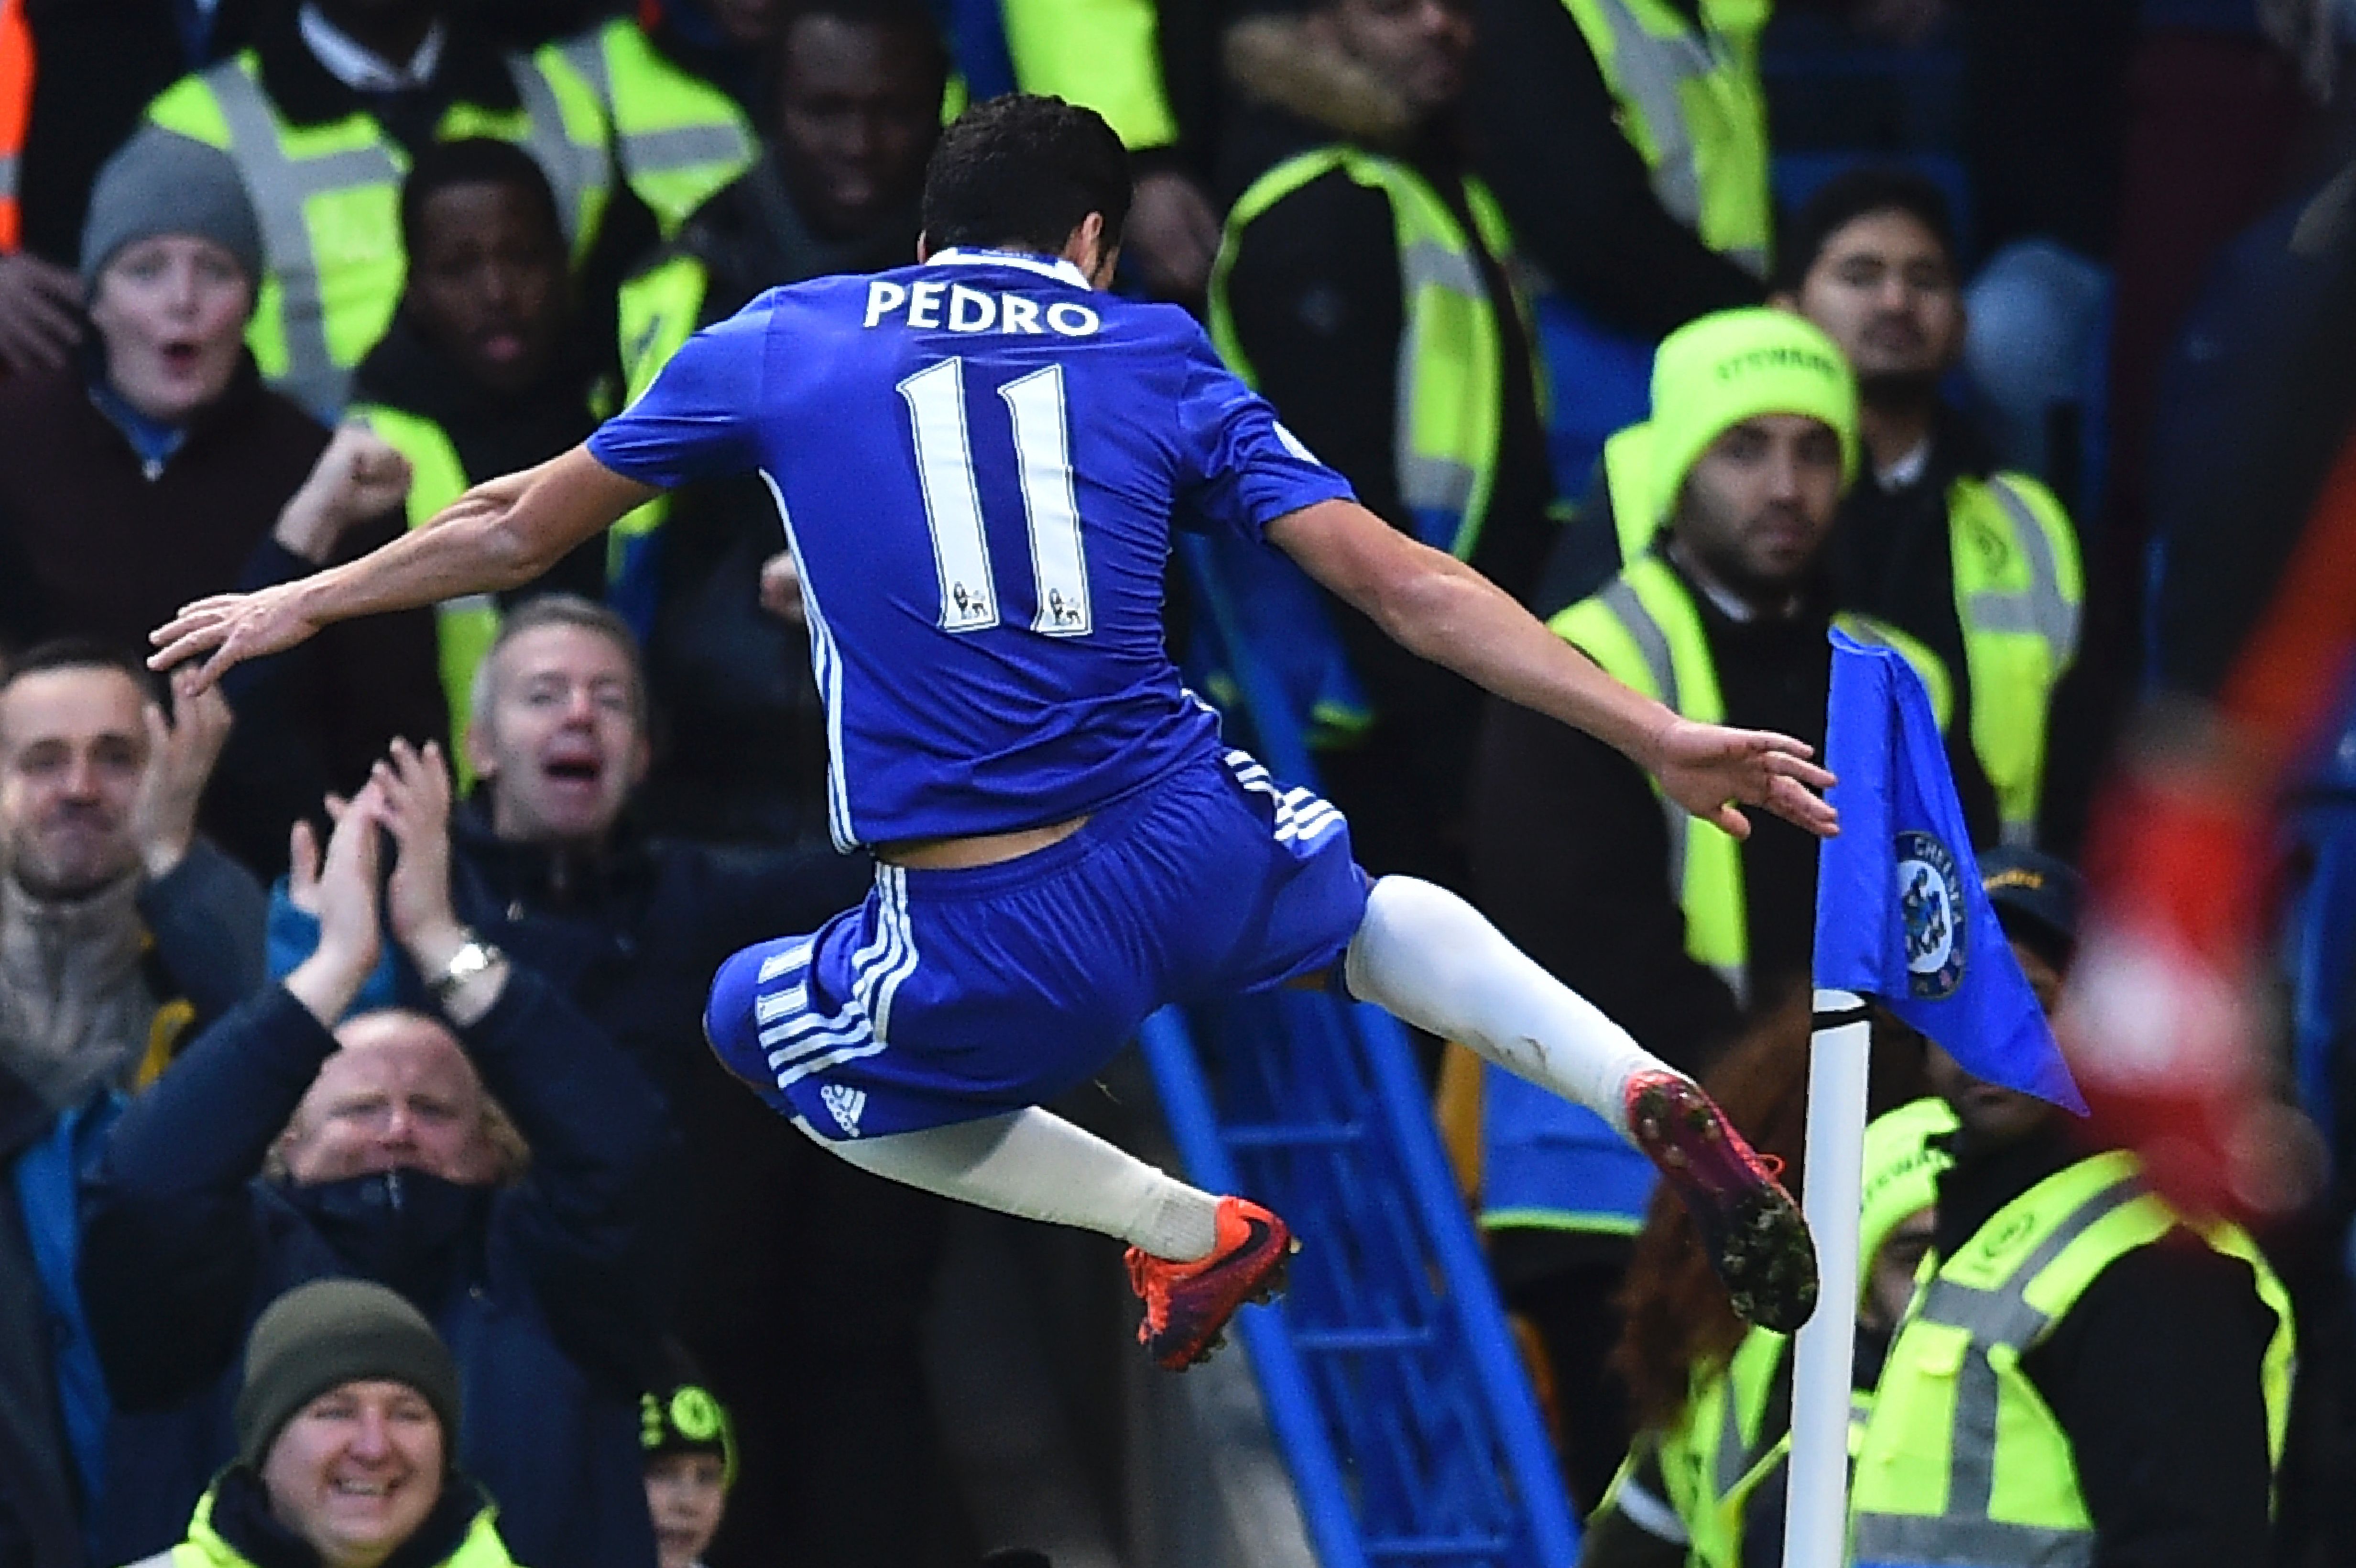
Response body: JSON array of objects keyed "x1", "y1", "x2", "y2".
[{"x1": 704, "y1": 747, "x2": 1368, "y2": 1141}]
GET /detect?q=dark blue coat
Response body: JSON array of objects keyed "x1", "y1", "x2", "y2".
[{"x1": 78, "y1": 972, "x2": 670, "y2": 1568}]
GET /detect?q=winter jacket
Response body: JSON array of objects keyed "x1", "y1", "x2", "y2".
[
  {"x1": 78, "y1": 972, "x2": 670, "y2": 1568},
  {"x1": 0, "y1": 845, "x2": 263, "y2": 1568},
  {"x1": 0, "y1": 358, "x2": 446, "y2": 880}
]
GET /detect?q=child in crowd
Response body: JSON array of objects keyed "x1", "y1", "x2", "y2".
[{"x1": 643, "y1": 1375, "x2": 736, "y2": 1568}]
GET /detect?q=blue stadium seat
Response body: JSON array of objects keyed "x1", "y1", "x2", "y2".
[{"x1": 1154, "y1": 534, "x2": 1581, "y2": 1567}]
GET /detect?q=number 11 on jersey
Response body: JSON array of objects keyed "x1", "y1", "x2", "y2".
[{"x1": 897, "y1": 357, "x2": 1093, "y2": 638}]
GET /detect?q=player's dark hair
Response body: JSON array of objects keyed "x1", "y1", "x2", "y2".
[
  {"x1": 771, "y1": 0, "x2": 950, "y2": 102},
  {"x1": 1, "y1": 638, "x2": 160, "y2": 702},
  {"x1": 1773, "y1": 165, "x2": 1959, "y2": 295},
  {"x1": 921, "y1": 94, "x2": 1132, "y2": 257},
  {"x1": 399, "y1": 137, "x2": 565, "y2": 261}
]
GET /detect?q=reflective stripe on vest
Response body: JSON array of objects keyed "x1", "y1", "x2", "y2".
[
  {"x1": 1558, "y1": 0, "x2": 1770, "y2": 273},
  {"x1": 150, "y1": 51, "x2": 611, "y2": 417},
  {"x1": 1852, "y1": 1152, "x2": 2296, "y2": 1567},
  {"x1": 552, "y1": 20, "x2": 752, "y2": 236},
  {"x1": 350, "y1": 403, "x2": 498, "y2": 772},
  {"x1": 1649, "y1": 1327, "x2": 1791, "y2": 1568},
  {"x1": 1552, "y1": 554, "x2": 1950, "y2": 999},
  {"x1": 1948, "y1": 472, "x2": 2083, "y2": 845},
  {"x1": 1210, "y1": 147, "x2": 1516, "y2": 559},
  {"x1": 0, "y1": 0, "x2": 27, "y2": 251}
]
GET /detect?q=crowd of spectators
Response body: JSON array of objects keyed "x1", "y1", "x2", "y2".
[{"x1": 0, "y1": 0, "x2": 2351, "y2": 1565}]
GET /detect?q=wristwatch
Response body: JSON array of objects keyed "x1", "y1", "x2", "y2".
[{"x1": 427, "y1": 933, "x2": 505, "y2": 1002}]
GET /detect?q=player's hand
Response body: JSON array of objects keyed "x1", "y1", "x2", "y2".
[
  {"x1": 1646, "y1": 718, "x2": 1837, "y2": 840},
  {"x1": 149, "y1": 582, "x2": 326, "y2": 688}
]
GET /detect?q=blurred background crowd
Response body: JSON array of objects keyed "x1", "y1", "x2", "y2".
[{"x1": 3, "y1": 0, "x2": 2356, "y2": 1565}]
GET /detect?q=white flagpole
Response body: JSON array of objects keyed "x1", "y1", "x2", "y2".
[{"x1": 1782, "y1": 987, "x2": 1873, "y2": 1568}]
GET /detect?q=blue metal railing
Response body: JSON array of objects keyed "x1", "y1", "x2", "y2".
[{"x1": 1134, "y1": 536, "x2": 1578, "y2": 1567}]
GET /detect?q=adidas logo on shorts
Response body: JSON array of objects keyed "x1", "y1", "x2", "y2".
[{"x1": 821, "y1": 1083, "x2": 868, "y2": 1138}]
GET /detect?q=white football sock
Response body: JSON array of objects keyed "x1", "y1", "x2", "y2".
[
  {"x1": 1342, "y1": 875, "x2": 1672, "y2": 1139},
  {"x1": 809, "y1": 1107, "x2": 1223, "y2": 1262}
]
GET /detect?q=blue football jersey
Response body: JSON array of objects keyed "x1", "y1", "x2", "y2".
[{"x1": 589, "y1": 248, "x2": 1354, "y2": 849}]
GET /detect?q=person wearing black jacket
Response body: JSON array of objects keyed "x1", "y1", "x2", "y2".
[
  {"x1": 348, "y1": 136, "x2": 619, "y2": 748},
  {"x1": 616, "y1": 0, "x2": 946, "y2": 850},
  {"x1": 1211, "y1": 0, "x2": 1560, "y2": 890},
  {"x1": 1858, "y1": 849, "x2": 2289, "y2": 1568},
  {"x1": 77, "y1": 745, "x2": 674, "y2": 1568},
  {"x1": 0, "y1": 131, "x2": 447, "y2": 881}
]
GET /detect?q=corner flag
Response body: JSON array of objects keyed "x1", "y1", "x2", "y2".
[{"x1": 1812, "y1": 631, "x2": 2085, "y2": 1112}]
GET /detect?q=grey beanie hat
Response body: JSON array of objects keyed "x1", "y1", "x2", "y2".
[
  {"x1": 234, "y1": 1279, "x2": 462, "y2": 1471},
  {"x1": 80, "y1": 130, "x2": 265, "y2": 290}
]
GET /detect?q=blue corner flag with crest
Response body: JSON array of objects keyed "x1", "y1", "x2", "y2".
[{"x1": 1813, "y1": 631, "x2": 2085, "y2": 1112}]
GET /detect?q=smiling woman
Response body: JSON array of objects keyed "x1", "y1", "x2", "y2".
[{"x1": 118, "y1": 1278, "x2": 522, "y2": 1568}]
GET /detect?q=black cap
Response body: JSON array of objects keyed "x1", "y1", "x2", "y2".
[{"x1": 1980, "y1": 847, "x2": 2083, "y2": 970}]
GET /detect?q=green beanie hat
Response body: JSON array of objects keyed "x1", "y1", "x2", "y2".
[
  {"x1": 1857, "y1": 1096, "x2": 1960, "y2": 1294},
  {"x1": 235, "y1": 1279, "x2": 462, "y2": 1470},
  {"x1": 1631, "y1": 307, "x2": 1861, "y2": 536}
]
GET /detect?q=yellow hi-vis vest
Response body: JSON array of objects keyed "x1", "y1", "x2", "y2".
[
  {"x1": 1604, "y1": 437, "x2": 2082, "y2": 846},
  {"x1": 999, "y1": 0, "x2": 1178, "y2": 150},
  {"x1": 546, "y1": 18, "x2": 753, "y2": 238},
  {"x1": 1558, "y1": 0, "x2": 1771, "y2": 275},
  {"x1": 1550, "y1": 555, "x2": 1951, "y2": 999},
  {"x1": 1850, "y1": 1151, "x2": 2297, "y2": 1568},
  {"x1": 145, "y1": 50, "x2": 611, "y2": 417},
  {"x1": 1947, "y1": 472, "x2": 2082, "y2": 844},
  {"x1": 346, "y1": 403, "x2": 500, "y2": 776},
  {"x1": 131, "y1": 1485, "x2": 522, "y2": 1568},
  {"x1": 1209, "y1": 147, "x2": 1523, "y2": 561},
  {"x1": 606, "y1": 249, "x2": 717, "y2": 603}
]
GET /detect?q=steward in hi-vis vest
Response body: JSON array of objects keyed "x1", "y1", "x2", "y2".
[
  {"x1": 1584, "y1": 1096, "x2": 1958, "y2": 1568},
  {"x1": 1463, "y1": 0, "x2": 1768, "y2": 353},
  {"x1": 1205, "y1": 4, "x2": 1562, "y2": 890},
  {"x1": 1775, "y1": 167, "x2": 2083, "y2": 846},
  {"x1": 1465, "y1": 309, "x2": 1992, "y2": 1508},
  {"x1": 136, "y1": 0, "x2": 623, "y2": 418},
  {"x1": 348, "y1": 139, "x2": 616, "y2": 768},
  {"x1": 542, "y1": 13, "x2": 753, "y2": 239},
  {"x1": 1859, "y1": 847, "x2": 2293, "y2": 1568},
  {"x1": 610, "y1": 0, "x2": 944, "y2": 848}
]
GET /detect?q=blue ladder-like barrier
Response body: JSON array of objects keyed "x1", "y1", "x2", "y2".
[{"x1": 1135, "y1": 535, "x2": 1578, "y2": 1568}]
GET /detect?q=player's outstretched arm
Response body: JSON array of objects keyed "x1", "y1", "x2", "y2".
[
  {"x1": 151, "y1": 446, "x2": 659, "y2": 686},
  {"x1": 1267, "y1": 498, "x2": 1837, "y2": 838}
]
